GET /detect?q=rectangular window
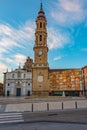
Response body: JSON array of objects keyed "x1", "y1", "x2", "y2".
[
  {"x1": 8, "y1": 83, "x2": 10, "y2": 86},
  {"x1": 18, "y1": 71, "x2": 21, "y2": 78},
  {"x1": 24, "y1": 74, "x2": 26, "y2": 78},
  {"x1": 12, "y1": 74, "x2": 14, "y2": 78}
]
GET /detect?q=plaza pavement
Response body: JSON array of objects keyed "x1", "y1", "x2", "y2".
[
  {"x1": 0, "y1": 109, "x2": 87, "y2": 129},
  {"x1": 0, "y1": 97, "x2": 87, "y2": 113},
  {"x1": 0, "y1": 97, "x2": 87, "y2": 127},
  {"x1": 0, "y1": 122, "x2": 87, "y2": 130}
]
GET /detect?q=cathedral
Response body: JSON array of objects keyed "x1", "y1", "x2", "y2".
[{"x1": 3, "y1": 3, "x2": 87, "y2": 97}]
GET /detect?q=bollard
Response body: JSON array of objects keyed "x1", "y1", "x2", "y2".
[
  {"x1": 75, "y1": 102, "x2": 77, "y2": 109},
  {"x1": 31, "y1": 103, "x2": 33, "y2": 112},
  {"x1": 62, "y1": 102, "x2": 64, "y2": 110},
  {"x1": 47, "y1": 103, "x2": 49, "y2": 111}
]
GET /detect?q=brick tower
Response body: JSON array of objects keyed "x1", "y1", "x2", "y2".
[{"x1": 32, "y1": 2, "x2": 49, "y2": 96}]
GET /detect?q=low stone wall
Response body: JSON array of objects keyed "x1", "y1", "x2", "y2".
[
  {"x1": 77, "y1": 100, "x2": 87, "y2": 108},
  {"x1": 5, "y1": 100, "x2": 87, "y2": 112}
]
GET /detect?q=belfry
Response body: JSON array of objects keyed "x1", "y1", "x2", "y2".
[{"x1": 32, "y1": 2, "x2": 49, "y2": 96}]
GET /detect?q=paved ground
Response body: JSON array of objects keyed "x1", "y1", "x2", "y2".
[
  {"x1": 0, "y1": 122, "x2": 87, "y2": 130},
  {"x1": 0, "y1": 96, "x2": 86, "y2": 104},
  {"x1": 0, "y1": 112, "x2": 24, "y2": 124},
  {"x1": 0, "y1": 104, "x2": 7, "y2": 112},
  {"x1": 23, "y1": 109, "x2": 87, "y2": 124},
  {"x1": 0, "y1": 108, "x2": 87, "y2": 129},
  {"x1": 0, "y1": 109, "x2": 87, "y2": 124},
  {"x1": 0, "y1": 96, "x2": 87, "y2": 130}
]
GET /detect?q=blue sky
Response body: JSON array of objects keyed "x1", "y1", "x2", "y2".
[{"x1": 0, "y1": 0, "x2": 87, "y2": 82}]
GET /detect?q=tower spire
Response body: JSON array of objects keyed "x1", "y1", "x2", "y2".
[
  {"x1": 40, "y1": 0, "x2": 43, "y2": 11},
  {"x1": 37, "y1": 0, "x2": 46, "y2": 21}
]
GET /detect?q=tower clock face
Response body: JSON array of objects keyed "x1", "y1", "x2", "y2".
[
  {"x1": 38, "y1": 50, "x2": 43, "y2": 56},
  {"x1": 38, "y1": 75, "x2": 43, "y2": 82}
]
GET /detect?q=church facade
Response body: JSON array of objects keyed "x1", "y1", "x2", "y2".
[
  {"x1": 4, "y1": 57, "x2": 32, "y2": 97},
  {"x1": 3, "y1": 3, "x2": 87, "y2": 97}
]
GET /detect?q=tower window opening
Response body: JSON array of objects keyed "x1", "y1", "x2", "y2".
[
  {"x1": 36, "y1": 36, "x2": 38, "y2": 42},
  {"x1": 40, "y1": 35, "x2": 42, "y2": 41},
  {"x1": 43, "y1": 23, "x2": 45, "y2": 28},
  {"x1": 40, "y1": 22, "x2": 42, "y2": 28}
]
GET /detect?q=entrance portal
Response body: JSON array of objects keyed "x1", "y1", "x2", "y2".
[
  {"x1": 7, "y1": 90, "x2": 10, "y2": 96},
  {"x1": 16, "y1": 88, "x2": 21, "y2": 96}
]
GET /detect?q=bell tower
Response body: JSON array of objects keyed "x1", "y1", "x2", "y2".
[{"x1": 32, "y1": 2, "x2": 49, "y2": 96}]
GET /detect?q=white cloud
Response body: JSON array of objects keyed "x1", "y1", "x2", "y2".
[
  {"x1": 0, "y1": 19, "x2": 34, "y2": 82},
  {"x1": 51, "y1": 0, "x2": 87, "y2": 26},
  {"x1": 0, "y1": 54, "x2": 26, "y2": 82},
  {"x1": 0, "y1": 53, "x2": 27, "y2": 82},
  {"x1": 2, "y1": 54, "x2": 27, "y2": 66},
  {"x1": 0, "y1": 20, "x2": 71, "y2": 54},
  {"x1": 0, "y1": 21, "x2": 35, "y2": 81},
  {"x1": 0, "y1": 38, "x2": 20, "y2": 52},
  {"x1": 14, "y1": 53, "x2": 26, "y2": 66},
  {"x1": 0, "y1": 62, "x2": 8, "y2": 71},
  {"x1": 60, "y1": 0, "x2": 82, "y2": 12},
  {"x1": 5, "y1": 58, "x2": 13, "y2": 63},
  {"x1": 0, "y1": 24, "x2": 12, "y2": 36},
  {"x1": 54, "y1": 56, "x2": 62, "y2": 61},
  {"x1": 0, "y1": 21, "x2": 35, "y2": 55},
  {"x1": 48, "y1": 28, "x2": 70, "y2": 49}
]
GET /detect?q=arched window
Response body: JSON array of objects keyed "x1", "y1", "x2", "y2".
[
  {"x1": 40, "y1": 35, "x2": 42, "y2": 41},
  {"x1": 28, "y1": 83, "x2": 30, "y2": 86},
  {"x1": 43, "y1": 23, "x2": 45, "y2": 28},
  {"x1": 40, "y1": 22, "x2": 42, "y2": 28}
]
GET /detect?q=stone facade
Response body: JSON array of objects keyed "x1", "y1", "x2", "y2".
[
  {"x1": 49, "y1": 69, "x2": 83, "y2": 96},
  {"x1": 32, "y1": 3, "x2": 49, "y2": 96},
  {"x1": 0, "y1": 83, "x2": 3, "y2": 96},
  {"x1": 4, "y1": 66, "x2": 32, "y2": 97},
  {"x1": 23, "y1": 56, "x2": 33, "y2": 72},
  {"x1": 82, "y1": 66, "x2": 87, "y2": 96}
]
